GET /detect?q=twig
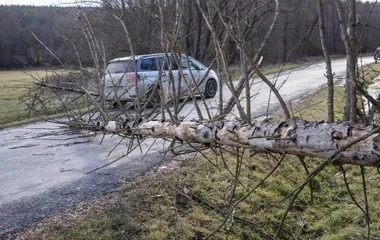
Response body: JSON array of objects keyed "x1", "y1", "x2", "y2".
[
  {"x1": 339, "y1": 165, "x2": 369, "y2": 221},
  {"x1": 31, "y1": 32, "x2": 64, "y2": 66},
  {"x1": 298, "y1": 156, "x2": 313, "y2": 204},
  {"x1": 361, "y1": 166, "x2": 371, "y2": 240}
]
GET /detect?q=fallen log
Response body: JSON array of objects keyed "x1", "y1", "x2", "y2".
[{"x1": 78, "y1": 118, "x2": 380, "y2": 167}]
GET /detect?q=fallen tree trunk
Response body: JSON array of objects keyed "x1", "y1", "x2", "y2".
[{"x1": 78, "y1": 118, "x2": 380, "y2": 167}]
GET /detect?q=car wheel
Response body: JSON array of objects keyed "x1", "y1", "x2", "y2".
[
  {"x1": 112, "y1": 101, "x2": 125, "y2": 108},
  {"x1": 204, "y1": 79, "x2": 217, "y2": 98}
]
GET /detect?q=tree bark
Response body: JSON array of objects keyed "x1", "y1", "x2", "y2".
[
  {"x1": 317, "y1": 0, "x2": 334, "y2": 123},
  {"x1": 81, "y1": 119, "x2": 380, "y2": 167},
  {"x1": 334, "y1": 0, "x2": 358, "y2": 123},
  {"x1": 348, "y1": 0, "x2": 358, "y2": 123}
]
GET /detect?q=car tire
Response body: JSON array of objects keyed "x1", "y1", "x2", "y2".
[
  {"x1": 204, "y1": 79, "x2": 217, "y2": 98},
  {"x1": 112, "y1": 101, "x2": 125, "y2": 108}
]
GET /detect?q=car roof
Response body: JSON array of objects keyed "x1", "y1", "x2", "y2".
[{"x1": 109, "y1": 53, "x2": 174, "y2": 63}]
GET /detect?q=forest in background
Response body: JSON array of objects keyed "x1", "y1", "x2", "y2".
[{"x1": 0, "y1": 0, "x2": 379, "y2": 69}]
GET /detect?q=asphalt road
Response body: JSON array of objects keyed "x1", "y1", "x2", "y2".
[{"x1": 0, "y1": 57, "x2": 374, "y2": 236}]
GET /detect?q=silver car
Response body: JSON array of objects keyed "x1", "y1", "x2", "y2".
[{"x1": 104, "y1": 53, "x2": 219, "y2": 104}]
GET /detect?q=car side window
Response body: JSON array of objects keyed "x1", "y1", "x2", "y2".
[
  {"x1": 156, "y1": 57, "x2": 171, "y2": 71},
  {"x1": 162, "y1": 56, "x2": 178, "y2": 71},
  {"x1": 190, "y1": 59, "x2": 205, "y2": 70},
  {"x1": 151, "y1": 58, "x2": 159, "y2": 71},
  {"x1": 181, "y1": 56, "x2": 196, "y2": 70},
  {"x1": 140, "y1": 57, "x2": 154, "y2": 71},
  {"x1": 140, "y1": 57, "x2": 166, "y2": 71}
]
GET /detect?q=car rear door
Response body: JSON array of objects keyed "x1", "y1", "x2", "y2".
[
  {"x1": 163, "y1": 54, "x2": 200, "y2": 97},
  {"x1": 179, "y1": 55, "x2": 202, "y2": 95}
]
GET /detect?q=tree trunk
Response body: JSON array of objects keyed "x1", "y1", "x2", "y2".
[
  {"x1": 81, "y1": 119, "x2": 380, "y2": 167},
  {"x1": 317, "y1": 0, "x2": 334, "y2": 123},
  {"x1": 348, "y1": 0, "x2": 358, "y2": 123},
  {"x1": 194, "y1": 3, "x2": 202, "y2": 60},
  {"x1": 334, "y1": 0, "x2": 358, "y2": 123},
  {"x1": 282, "y1": 16, "x2": 288, "y2": 63}
]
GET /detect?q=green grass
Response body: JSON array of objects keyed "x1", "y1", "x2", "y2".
[
  {"x1": 289, "y1": 62, "x2": 380, "y2": 122},
  {"x1": 291, "y1": 87, "x2": 346, "y2": 121}
]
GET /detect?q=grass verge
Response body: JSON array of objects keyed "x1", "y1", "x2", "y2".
[
  {"x1": 361, "y1": 62, "x2": 380, "y2": 87},
  {"x1": 0, "y1": 70, "x2": 49, "y2": 125}
]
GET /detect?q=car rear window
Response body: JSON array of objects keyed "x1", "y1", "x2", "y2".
[{"x1": 106, "y1": 61, "x2": 136, "y2": 74}]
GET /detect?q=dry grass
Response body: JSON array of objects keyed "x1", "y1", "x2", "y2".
[
  {"x1": 0, "y1": 69, "x2": 52, "y2": 125},
  {"x1": 361, "y1": 63, "x2": 380, "y2": 87},
  {"x1": 0, "y1": 69, "x2": 97, "y2": 128}
]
